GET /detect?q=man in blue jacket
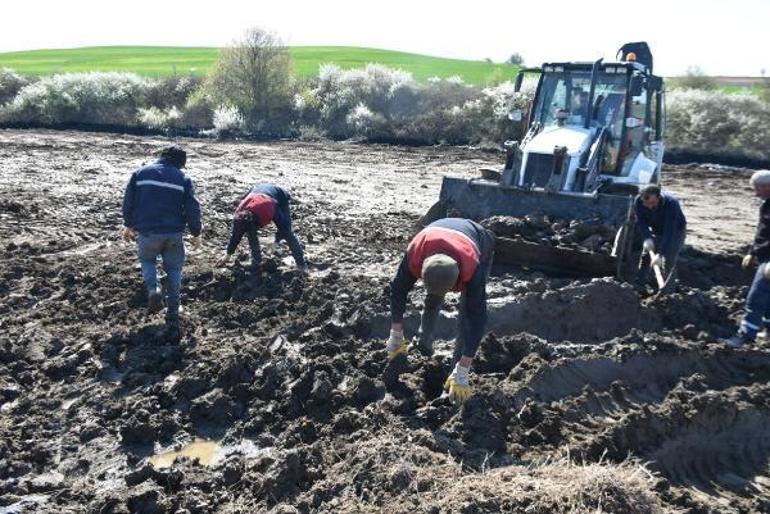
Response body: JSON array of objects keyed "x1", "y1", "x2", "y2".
[
  {"x1": 635, "y1": 184, "x2": 687, "y2": 293},
  {"x1": 122, "y1": 145, "x2": 201, "y2": 330},
  {"x1": 722, "y1": 170, "x2": 770, "y2": 347}
]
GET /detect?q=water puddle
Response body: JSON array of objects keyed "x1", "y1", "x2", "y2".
[
  {"x1": 148, "y1": 438, "x2": 262, "y2": 469},
  {"x1": 149, "y1": 439, "x2": 219, "y2": 468}
]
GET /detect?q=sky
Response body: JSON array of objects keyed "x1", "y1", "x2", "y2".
[{"x1": 1, "y1": 0, "x2": 768, "y2": 76}]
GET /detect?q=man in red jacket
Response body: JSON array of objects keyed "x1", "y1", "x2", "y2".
[
  {"x1": 388, "y1": 218, "x2": 494, "y2": 403},
  {"x1": 217, "y1": 183, "x2": 306, "y2": 274}
]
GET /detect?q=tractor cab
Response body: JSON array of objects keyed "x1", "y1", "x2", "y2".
[
  {"x1": 510, "y1": 42, "x2": 665, "y2": 195},
  {"x1": 423, "y1": 43, "x2": 666, "y2": 279}
]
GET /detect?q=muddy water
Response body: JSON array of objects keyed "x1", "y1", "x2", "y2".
[
  {"x1": 148, "y1": 440, "x2": 220, "y2": 468},
  {"x1": 0, "y1": 130, "x2": 766, "y2": 513}
]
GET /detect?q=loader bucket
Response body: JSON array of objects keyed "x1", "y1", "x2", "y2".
[{"x1": 421, "y1": 177, "x2": 636, "y2": 277}]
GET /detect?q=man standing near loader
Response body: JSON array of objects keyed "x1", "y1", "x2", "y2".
[
  {"x1": 122, "y1": 145, "x2": 201, "y2": 334},
  {"x1": 387, "y1": 217, "x2": 494, "y2": 404},
  {"x1": 722, "y1": 170, "x2": 770, "y2": 347},
  {"x1": 216, "y1": 183, "x2": 306, "y2": 275},
  {"x1": 635, "y1": 184, "x2": 687, "y2": 293}
]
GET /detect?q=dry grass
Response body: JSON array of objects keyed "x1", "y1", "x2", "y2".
[{"x1": 275, "y1": 429, "x2": 674, "y2": 514}]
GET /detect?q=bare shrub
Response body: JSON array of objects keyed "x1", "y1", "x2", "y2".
[
  {"x1": 145, "y1": 74, "x2": 204, "y2": 109},
  {"x1": 205, "y1": 27, "x2": 294, "y2": 133},
  {"x1": 212, "y1": 104, "x2": 245, "y2": 132},
  {"x1": 674, "y1": 66, "x2": 717, "y2": 90},
  {"x1": 667, "y1": 89, "x2": 770, "y2": 160},
  {"x1": 137, "y1": 106, "x2": 182, "y2": 129},
  {"x1": 0, "y1": 68, "x2": 31, "y2": 105},
  {"x1": 1, "y1": 72, "x2": 152, "y2": 125}
]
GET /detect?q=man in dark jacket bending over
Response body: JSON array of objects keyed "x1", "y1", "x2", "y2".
[
  {"x1": 722, "y1": 170, "x2": 770, "y2": 347},
  {"x1": 217, "y1": 183, "x2": 306, "y2": 273},
  {"x1": 388, "y1": 218, "x2": 494, "y2": 403},
  {"x1": 635, "y1": 184, "x2": 687, "y2": 293},
  {"x1": 122, "y1": 145, "x2": 201, "y2": 330}
]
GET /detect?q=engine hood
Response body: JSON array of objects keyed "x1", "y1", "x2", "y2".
[{"x1": 525, "y1": 125, "x2": 594, "y2": 156}]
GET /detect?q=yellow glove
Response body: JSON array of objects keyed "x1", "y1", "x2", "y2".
[
  {"x1": 743, "y1": 254, "x2": 757, "y2": 269},
  {"x1": 444, "y1": 363, "x2": 472, "y2": 404},
  {"x1": 650, "y1": 253, "x2": 664, "y2": 268},
  {"x1": 386, "y1": 329, "x2": 408, "y2": 361},
  {"x1": 122, "y1": 227, "x2": 137, "y2": 242}
]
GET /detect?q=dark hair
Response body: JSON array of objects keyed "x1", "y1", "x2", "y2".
[
  {"x1": 234, "y1": 210, "x2": 256, "y2": 231},
  {"x1": 159, "y1": 145, "x2": 187, "y2": 169},
  {"x1": 639, "y1": 184, "x2": 661, "y2": 200}
]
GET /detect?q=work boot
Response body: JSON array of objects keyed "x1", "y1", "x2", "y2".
[
  {"x1": 164, "y1": 310, "x2": 181, "y2": 341},
  {"x1": 148, "y1": 288, "x2": 163, "y2": 314},
  {"x1": 720, "y1": 332, "x2": 754, "y2": 348}
]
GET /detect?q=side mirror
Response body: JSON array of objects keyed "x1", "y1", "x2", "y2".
[
  {"x1": 625, "y1": 116, "x2": 642, "y2": 129},
  {"x1": 514, "y1": 72, "x2": 524, "y2": 92},
  {"x1": 508, "y1": 109, "x2": 523, "y2": 122},
  {"x1": 630, "y1": 76, "x2": 644, "y2": 96}
]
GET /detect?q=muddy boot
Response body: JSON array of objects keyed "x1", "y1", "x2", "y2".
[
  {"x1": 164, "y1": 315, "x2": 181, "y2": 342},
  {"x1": 164, "y1": 305, "x2": 182, "y2": 342},
  {"x1": 148, "y1": 288, "x2": 163, "y2": 314}
]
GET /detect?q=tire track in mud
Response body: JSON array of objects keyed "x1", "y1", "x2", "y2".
[{"x1": 498, "y1": 338, "x2": 770, "y2": 497}]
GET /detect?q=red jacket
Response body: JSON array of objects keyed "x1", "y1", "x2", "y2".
[
  {"x1": 236, "y1": 193, "x2": 275, "y2": 227},
  {"x1": 406, "y1": 226, "x2": 480, "y2": 292}
]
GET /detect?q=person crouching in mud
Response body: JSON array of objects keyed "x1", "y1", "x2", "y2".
[
  {"x1": 216, "y1": 183, "x2": 306, "y2": 277},
  {"x1": 635, "y1": 184, "x2": 687, "y2": 293},
  {"x1": 387, "y1": 218, "x2": 494, "y2": 404}
]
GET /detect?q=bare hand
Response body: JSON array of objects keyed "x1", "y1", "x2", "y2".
[
  {"x1": 122, "y1": 227, "x2": 137, "y2": 242},
  {"x1": 742, "y1": 254, "x2": 757, "y2": 269}
]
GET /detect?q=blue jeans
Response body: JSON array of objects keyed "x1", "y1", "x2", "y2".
[
  {"x1": 273, "y1": 200, "x2": 306, "y2": 267},
  {"x1": 739, "y1": 264, "x2": 770, "y2": 339},
  {"x1": 137, "y1": 233, "x2": 185, "y2": 320}
]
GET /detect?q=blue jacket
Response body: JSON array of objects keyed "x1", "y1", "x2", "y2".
[
  {"x1": 635, "y1": 192, "x2": 686, "y2": 255},
  {"x1": 122, "y1": 159, "x2": 201, "y2": 236}
]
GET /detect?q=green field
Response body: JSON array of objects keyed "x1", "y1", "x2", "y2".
[{"x1": 0, "y1": 46, "x2": 519, "y2": 85}]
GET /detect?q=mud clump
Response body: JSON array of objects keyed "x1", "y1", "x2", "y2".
[{"x1": 482, "y1": 214, "x2": 619, "y2": 254}]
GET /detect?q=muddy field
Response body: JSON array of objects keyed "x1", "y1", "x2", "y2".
[{"x1": 0, "y1": 129, "x2": 768, "y2": 513}]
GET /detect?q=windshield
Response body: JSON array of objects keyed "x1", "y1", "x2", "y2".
[{"x1": 533, "y1": 71, "x2": 628, "y2": 132}]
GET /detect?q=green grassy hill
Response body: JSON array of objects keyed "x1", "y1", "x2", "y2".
[{"x1": 0, "y1": 46, "x2": 519, "y2": 85}]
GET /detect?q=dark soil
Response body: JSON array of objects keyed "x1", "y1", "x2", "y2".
[{"x1": 0, "y1": 129, "x2": 767, "y2": 513}]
